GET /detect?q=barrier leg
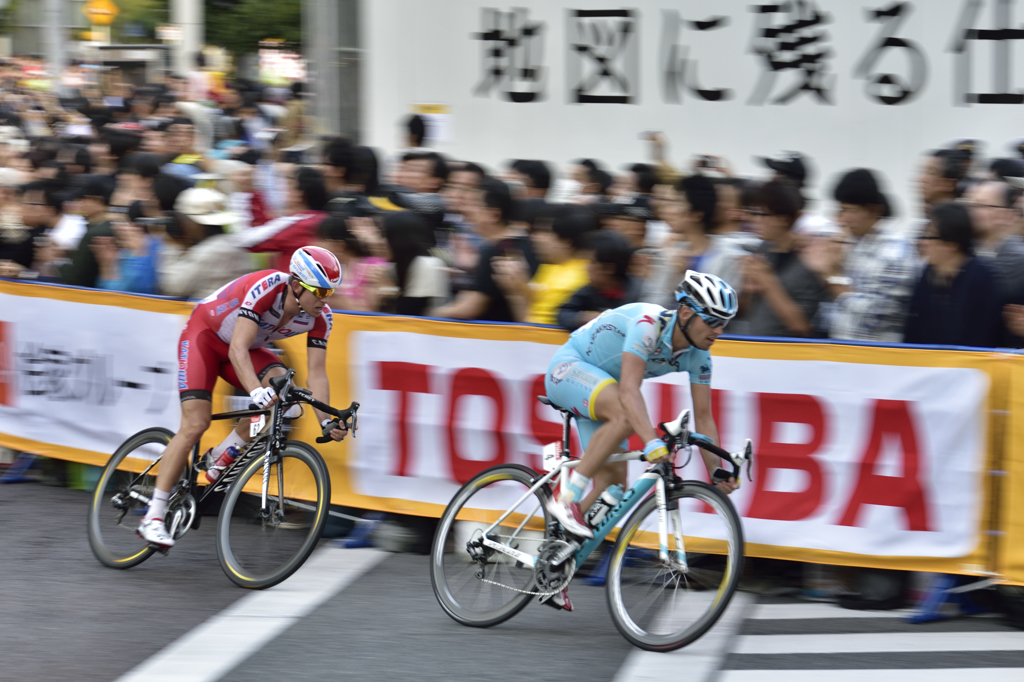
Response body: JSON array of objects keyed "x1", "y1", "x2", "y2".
[
  {"x1": 582, "y1": 545, "x2": 612, "y2": 586},
  {"x1": 906, "y1": 574, "x2": 991, "y2": 624},
  {"x1": 336, "y1": 512, "x2": 385, "y2": 549},
  {"x1": 0, "y1": 452, "x2": 39, "y2": 483}
]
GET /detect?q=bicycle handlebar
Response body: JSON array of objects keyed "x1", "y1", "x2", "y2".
[
  {"x1": 248, "y1": 371, "x2": 360, "y2": 444},
  {"x1": 655, "y1": 410, "x2": 755, "y2": 482}
]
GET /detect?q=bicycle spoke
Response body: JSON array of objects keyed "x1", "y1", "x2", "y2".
[
  {"x1": 607, "y1": 483, "x2": 743, "y2": 651},
  {"x1": 431, "y1": 465, "x2": 550, "y2": 627}
]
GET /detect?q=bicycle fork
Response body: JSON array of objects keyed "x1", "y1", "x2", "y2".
[{"x1": 656, "y1": 476, "x2": 688, "y2": 572}]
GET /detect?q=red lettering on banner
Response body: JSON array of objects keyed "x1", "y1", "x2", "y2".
[
  {"x1": 838, "y1": 399, "x2": 931, "y2": 531},
  {"x1": 447, "y1": 367, "x2": 507, "y2": 483},
  {"x1": 747, "y1": 393, "x2": 826, "y2": 521},
  {"x1": 377, "y1": 362, "x2": 433, "y2": 477},
  {"x1": 0, "y1": 321, "x2": 13, "y2": 407}
]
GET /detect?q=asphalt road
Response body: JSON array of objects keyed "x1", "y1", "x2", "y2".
[{"x1": 3, "y1": 481, "x2": 1023, "y2": 682}]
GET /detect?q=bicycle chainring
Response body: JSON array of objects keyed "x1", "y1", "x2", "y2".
[
  {"x1": 166, "y1": 492, "x2": 197, "y2": 540},
  {"x1": 534, "y1": 539, "x2": 576, "y2": 593}
]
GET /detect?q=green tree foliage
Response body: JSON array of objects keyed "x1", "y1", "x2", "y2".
[
  {"x1": 205, "y1": 0, "x2": 302, "y2": 56},
  {"x1": 112, "y1": 0, "x2": 169, "y2": 43}
]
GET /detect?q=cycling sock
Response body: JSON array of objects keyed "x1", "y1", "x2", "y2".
[
  {"x1": 144, "y1": 489, "x2": 170, "y2": 523},
  {"x1": 563, "y1": 471, "x2": 590, "y2": 503},
  {"x1": 212, "y1": 429, "x2": 248, "y2": 459}
]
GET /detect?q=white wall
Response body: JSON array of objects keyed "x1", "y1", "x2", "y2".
[{"x1": 364, "y1": 0, "x2": 1024, "y2": 221}]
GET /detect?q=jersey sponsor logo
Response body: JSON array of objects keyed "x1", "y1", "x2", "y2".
[
  {"x1": 178, "y1": 340, "x2": 190, "y2": 391},
  {"x1": 308, "y1": 337, "x2": 327, "y2": 349},
  {"x1": 640, "y1": 315, "x2": 657, "y2": 326},
  {"x1": 584, "y1": 323, "x2": 625, "y2": 356},
  {"x1": 550, "y1": 361, "x2": 574, "y2": 384}
]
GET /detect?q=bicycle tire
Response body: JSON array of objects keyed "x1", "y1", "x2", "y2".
[
  {"x1": 430, "y1": 464, "x2": 552, "y2": 628},
  {"x1": 216, "y1": 440, "x2": 330, "y2": 589},
  {"x1": 606, "y1": 481, "x2": 744, "y2": 651},
  {"x1": 87, "y1": 427, "x2": 174, "y2": 569}
]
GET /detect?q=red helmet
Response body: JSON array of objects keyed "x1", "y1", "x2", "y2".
[{"x1": 290, "y1": 246, "x2": 342, "y2": 289}]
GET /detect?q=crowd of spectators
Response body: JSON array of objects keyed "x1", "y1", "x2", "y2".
[{"x1": 2, "y1": 56, "x2": 1024, "y2": 350}]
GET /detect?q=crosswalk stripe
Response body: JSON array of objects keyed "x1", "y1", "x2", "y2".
[
  {"x1": 735, "y1": 631, "x2": 1024, "y2": 655},
  {"x1": 613, "y1": 592, "x2": 754, "y2": 682},
  {"x1": 720, "y1": 669, "x2": 1024, "y2": 682},
  {"x1": 115, "y1": 547, "x2": 385, "y2": 682},
  {"x1": 748, "y1": 603, "x2": 912, "y2": 620}
]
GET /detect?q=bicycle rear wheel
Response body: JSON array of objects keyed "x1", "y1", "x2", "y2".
[
  {"x1": 216, "y1": 441, "x2": 330, "y2": 589},
  {"x1": 606, "y1": 481, "x2": 743, "y2": 651},
  {"x1": 87, "y1": 427, "x2": 173, "y2": 569},
  {"x1": 430, "y1": 464, "x2": 551, "y2": 628}
]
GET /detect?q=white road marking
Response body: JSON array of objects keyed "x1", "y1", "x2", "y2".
[
  {"x1": 735, "y1": 631, "x2": 1024, "y2": 655},
  {"x1": 613, "y1": 591, "x2": 753, "y2": 682},
  {"x1": 747, "y1": 603, "x2": 914, "y2": 620},
  {"x1": 115, "y1": 547, "x2": 385, "y2": 682},
  {"x1": 720, "y1": 670, "x2": 1024, "y2": 682}
]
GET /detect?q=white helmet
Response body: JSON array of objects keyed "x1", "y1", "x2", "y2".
[
  {"x1": 674, "y1": 270, "x2": 738, "y2": 320},
  {"x1": 289, "y1": 245, "x2": 342, "y2": 289}
]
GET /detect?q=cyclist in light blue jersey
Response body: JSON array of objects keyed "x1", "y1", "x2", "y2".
[{"x1": 544, "y1": 270, "x2": 740, "y2": 549}]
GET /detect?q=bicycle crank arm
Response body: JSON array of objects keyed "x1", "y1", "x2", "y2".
[
  {"x1": 126, "y1": 489, "x2": 151, "y2": 505},
  {"x1": 481, "y1": 537, "x2": 536, "y2": 568}
]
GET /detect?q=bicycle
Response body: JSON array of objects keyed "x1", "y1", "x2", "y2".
[
  {"x1": 430, "y1": 396, "x2": 754, "y2": 651},
  {"x1": 87, "y1": 370, "x2": 359, "y2": 589}
]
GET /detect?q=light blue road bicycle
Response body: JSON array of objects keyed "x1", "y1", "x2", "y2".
[{"x1": 430, "y1": 397, "x2": 754, "y2": 651}]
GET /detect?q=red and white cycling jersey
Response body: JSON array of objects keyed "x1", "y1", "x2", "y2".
[{"x1": 195, "y1": 269, "x2": 333, "y2": 350}]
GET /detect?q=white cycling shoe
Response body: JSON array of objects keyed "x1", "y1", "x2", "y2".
[
  {"x1": 546, "y1": 498, "x2": 593, "y2": 539},
  {"x1": 138, "y1": 518, "x2": 175, "y2": 548}
]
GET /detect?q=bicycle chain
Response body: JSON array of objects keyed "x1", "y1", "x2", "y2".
[
  {"x1": 477, "y1": 558, "x2": 576, "y2": 597},
  {"x1": 474, "y1": 533, "x2": 576, "y2": 597}
]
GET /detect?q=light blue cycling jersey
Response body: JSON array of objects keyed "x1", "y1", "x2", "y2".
[{"x1": 560, "y1": 302, "x2": 712, "y2": 383}]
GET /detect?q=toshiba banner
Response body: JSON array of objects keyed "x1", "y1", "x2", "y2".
[
  {"x1": 0, "y1": 282, "x2": 1004, "y2": 575},
  {"x1": 333, "y1": 315, "x2": 996, "y2": 574}
]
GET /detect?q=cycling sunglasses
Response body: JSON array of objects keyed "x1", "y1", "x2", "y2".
[
  {"x1": 298, "y1": 280, "x2": 335, "y2": 299},
  {"x1": 697, "y1": 311, "x2": 729, "y2": 329}
]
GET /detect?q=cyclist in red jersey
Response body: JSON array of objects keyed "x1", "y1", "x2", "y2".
[{"x1": 138, "y1": 245, "x2": 349, "y2": 548}]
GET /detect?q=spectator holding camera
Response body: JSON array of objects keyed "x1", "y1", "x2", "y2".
[
  {"x1": 433, "y1": 177, "x2": 538, "y2": 322},
  {"x1": 491, "y1": 205, "x2": 594, "y2": 324},
  {"x1": 807, "y1": 169, "x2": 920, "y2": 342},
  {"x1": 91, "y1": 203, "x2": 161, "y2": 294},
  {"x1": 60, "y1": 176, "x2": 114, "y2": 288},
  {"x1": 742, "y1": 180, "x2": 830, "y2": 337}
]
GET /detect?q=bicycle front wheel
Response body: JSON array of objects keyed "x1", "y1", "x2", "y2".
[
  {"x1": 430, "y1": 464, "x2": 552, "y2": 628},
  {"x1": 216, "y1": 441, "x2": 330, "y2": 589},
  {"x1": 607, "y1": 481, "x2": 744, "y2": 651},
  {"x1": 87, "y1": 427, "x2": 173, "y2": 569}
]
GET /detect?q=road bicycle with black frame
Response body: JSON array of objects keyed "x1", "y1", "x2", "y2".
[
  {"x1": 87, "y1": 370, "x2": 359, "y2": 589},
  {"x1": 430, "y1": 396, "x2": 754, "y2": 651}
]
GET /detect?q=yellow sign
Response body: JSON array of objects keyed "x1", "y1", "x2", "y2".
[{"x1": 83, "y1": 0, "x2": 120, "y2": 26}]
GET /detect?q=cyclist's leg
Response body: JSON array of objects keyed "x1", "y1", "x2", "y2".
[
  {"x1": 152, "y1": 322, "x2": 220, "y2": 497},
  {"x1": 545, "y1": 355, "x2": 633, "y2": 508},
  {"x1": 152, "y1": 398, "x2": 213, "y2": 496},
  {"x1": 581, "y1": 459, "x2": 628, "y2": 516}
]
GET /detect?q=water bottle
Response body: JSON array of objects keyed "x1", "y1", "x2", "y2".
[
  {"x1": 205, "y1": 446, "x2": 240, "y2": 484},
  {"x1": 586, "y1": 484, "x2": 624, "y2": 528}
]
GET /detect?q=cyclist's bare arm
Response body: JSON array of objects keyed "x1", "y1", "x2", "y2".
[
  {"x1": 228, "y1": 317, "x2": 264, "y2": 395},
  {"x1": 691, "y1": 382, "x2": 739, "y2": 493},
  {"x1": 306, "y1": 346, "x2": 331, "y2": 423},
  {"x1": 307, "y1": 347, "x2": 349, "y2": 440},
  {"x1": 619, "y1": 352, "x2": 660, "y2": 446}
]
